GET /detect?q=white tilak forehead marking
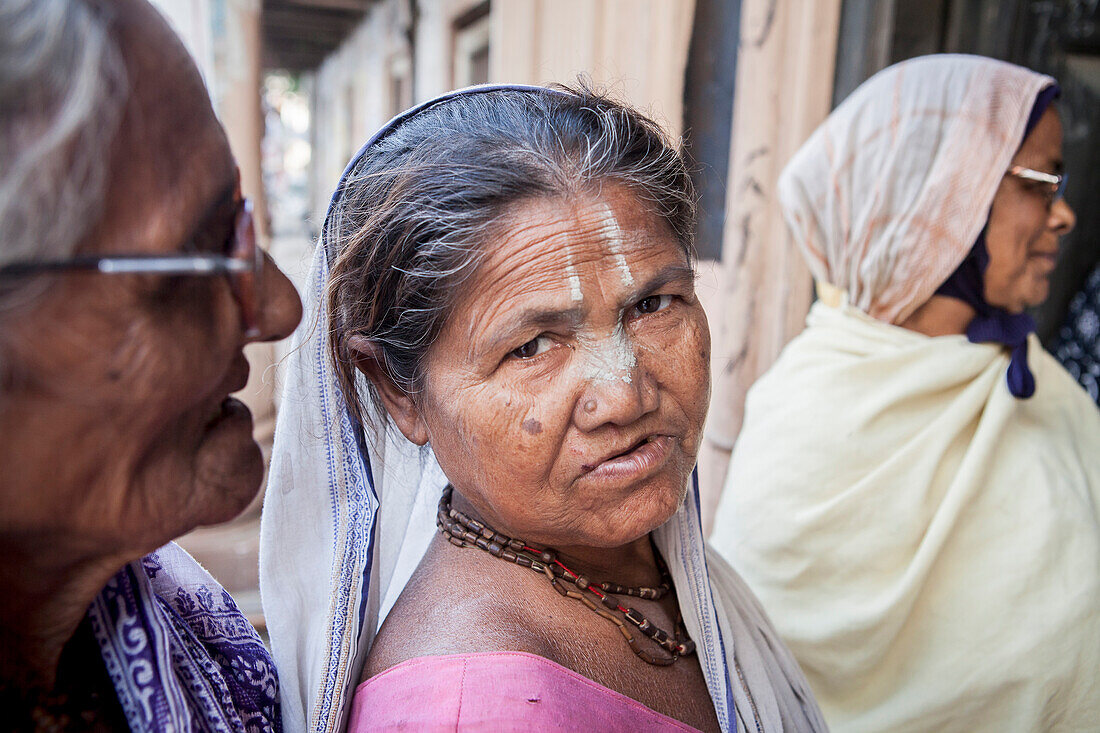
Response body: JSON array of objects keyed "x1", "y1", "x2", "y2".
[
  {"x1": 576, "y1": 323, "x2": 636, "y2": 384},
  {"x1": 596, "y1": 202, "x2": 634, "y2": 288},
  {"x1": 565, "y1": 256, "x2": 583, "y2": 303}
]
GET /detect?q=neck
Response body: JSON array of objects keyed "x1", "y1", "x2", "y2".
[
  {"x1": 0, "y1": 533, "x2": 127, "y2": 691},
  {"x1": 448, "y1": 489, "x2": 661, "y2": 588},
  {"x1": 897, "y1": 295, "x2": 976, "y2": 337}
]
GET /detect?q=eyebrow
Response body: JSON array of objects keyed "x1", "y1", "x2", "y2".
[
  {"x1": 481, "y1": 305, "x2": 586, "y2": 357},
  {"x1": 626, "y1": 264, "x2": 696, "y2": 305},
  {"x1": 478, "y1": 262, "x2": 696, "y2": 358},
  {"x1": 181, "y1": 177, "x2": 238, "y2": 252}
]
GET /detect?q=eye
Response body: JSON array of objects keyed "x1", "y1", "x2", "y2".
[
  {"x1": 1021, "y1": 180, "x2": 1055, "y2": 202},
  {"x1": 634, "y1": 294, "x2": 673, "y2": 315},
  {"x1": 187, "y1": 198, "x2": 240, "y2": 255},
  {"x1": 510, "y1": 335, "x2": 553, "y2": 360}
]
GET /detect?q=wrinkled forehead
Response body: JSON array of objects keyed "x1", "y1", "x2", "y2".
[
  {"x1": 1015, "y1": 107, "x2": 1063, "y2": 168},
  {"x1": 468, "y1": 186, "x2": 684, "y2": 299}
]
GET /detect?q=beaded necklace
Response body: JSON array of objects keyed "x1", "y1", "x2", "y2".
[{"x1": 437, "y1": 486, "x2": 696, "y2": 666}]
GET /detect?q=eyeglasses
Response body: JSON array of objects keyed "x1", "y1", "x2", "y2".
[
  {"x1": 1006, "y1": 165, "x2": 1067, "y2": 205},
  {"x1": 0, "y1": 197, "x2": 264, "y2": 338}
]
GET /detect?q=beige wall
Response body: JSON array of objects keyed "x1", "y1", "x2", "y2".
[
  {"x1": 491, "y1": 0, "x2": 694, "y2": 137},
  {"x1": 413, "y1": 0, "x2": 487, "y2": 99},
  {"x1": 311, "y1": 0, "x2": 415, "y2": 217},
  {"x1": 310, "y1": 0, "x2": 694, "y2": 217},
  {"x1": 698, "y1": 0, "x2": 842, "y2": 530}
]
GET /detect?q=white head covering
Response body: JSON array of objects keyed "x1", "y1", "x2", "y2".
[
  {"x1": 777, "y1": 54, "x2": 1055, "y2": 324},
  {"x1": 260, "y1": 86, "x2": 827, "y2": 733}
]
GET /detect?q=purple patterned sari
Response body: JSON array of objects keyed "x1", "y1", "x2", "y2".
[{"x1": 86, "y1": 541, "x2": 280, "y2": 732}]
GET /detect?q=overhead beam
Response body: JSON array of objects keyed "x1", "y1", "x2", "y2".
[
  {"x1": 271, "y1": 0, "x2": 372, "y2": 11},
  {"x1": 262, "y1": 0, "x2": 375, "y2": 71}
]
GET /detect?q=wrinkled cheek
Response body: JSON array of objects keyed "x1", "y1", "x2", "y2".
[
  {"x1": 646, "y1": 317, "x2": 710, "y2": 406},
  {"x1": 982, "y1": 267, "x2": 1011, "y2": 307},
  {"x1": 985, "y1": 266, "x2": 1027, "y2": 310},
  {"x1": 428, "y1": 383, "x2": 542, "y2": 486}
]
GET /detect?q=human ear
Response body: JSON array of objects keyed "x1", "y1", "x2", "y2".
[{"x1": 345, "y1": 335, "x2": 430, "y2": 446}]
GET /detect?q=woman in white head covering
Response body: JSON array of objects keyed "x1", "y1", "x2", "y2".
[
  {"x1": 710, "y1": 55, "x2": 1099, "y2": 732},
  {"x1": 260, "y1": 85, "x2": 826, "y2": 733}
]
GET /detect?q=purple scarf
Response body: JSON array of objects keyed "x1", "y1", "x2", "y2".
[
  {"x1": 933, "y1": 84, "x2": 1061, "y2": 399},
  {"x1": 86, "y1": 542, "x2": 280, "y2": 732},
  {"x1": 935, "y1": 237, "x2": 1037, "y2": 397}
]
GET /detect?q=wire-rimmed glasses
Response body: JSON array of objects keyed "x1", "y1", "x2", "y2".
[
  {"x1": 1007, "y1": 165, "x2": 1067, "y2": 206},
  {"x1": 0, "y1": 198, "x2": 263, "y2": 338}
]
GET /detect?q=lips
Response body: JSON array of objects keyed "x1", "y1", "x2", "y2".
[
  {"x1": 224, "y1": 353, "x2": 251, "y2": 394},
  {"x1": 580, "y1": 434, "x2": 676, "y2": 481},
  {"x1": 1028, "y1": 252, "x2": 1059, "y2": 276},
  {"x1": 203, "y1": 353, "x2": 252, "y2": 430}
]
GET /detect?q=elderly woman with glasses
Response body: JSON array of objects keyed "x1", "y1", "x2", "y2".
[
  {"x1": 0, "y1": 0, "x2": 301, "y2": 729},
  {"x1": 260, "y1": 85, "x2": 826, "y2": 733},
  {"x1": 710, "y1": 55, "x2": 1100, "y2": 732}
]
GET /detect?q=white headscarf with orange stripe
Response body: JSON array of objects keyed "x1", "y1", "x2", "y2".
[{"x1": 777, "y1": 54, "x2": 1053, "y2": 325}]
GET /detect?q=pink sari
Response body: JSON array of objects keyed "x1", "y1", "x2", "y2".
[{"x1": 348, "y1": 651, "x2": 701, "y2": 731}]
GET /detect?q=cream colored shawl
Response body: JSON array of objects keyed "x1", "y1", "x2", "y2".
[{"x1": 711, "y1": 55, "x2": 1100, "y2": 732}]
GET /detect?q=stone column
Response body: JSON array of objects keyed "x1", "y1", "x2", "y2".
[
  {"x1": 216, "y1": 0, "x2": 267, "y2": 242},
  {"x1": 214, "y1": 0, "x2": 276, "y2": 516}
]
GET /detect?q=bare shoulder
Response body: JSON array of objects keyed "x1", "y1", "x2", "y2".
[{"x1": 362, "y1": 537, "x2": 554, "y2": 681}]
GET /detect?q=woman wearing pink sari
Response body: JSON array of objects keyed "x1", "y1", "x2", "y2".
[{"x1": 260, "y1": 85, "x2": 826, "y2": 732}]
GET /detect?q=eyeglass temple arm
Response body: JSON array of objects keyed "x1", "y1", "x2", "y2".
[
  {"x1": 1008, "y1": 165, "x2": 1060, "y2": 185},
  {"x1": 0, "y1": 255, "x2": 251, "y2": 277}
]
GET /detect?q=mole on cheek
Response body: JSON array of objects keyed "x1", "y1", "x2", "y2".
[{"x1": 522, "y1": 418, "x2": 543, "y2": 435}]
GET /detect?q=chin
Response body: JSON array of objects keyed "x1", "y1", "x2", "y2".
[
  {"x1": 189, "y1": 435, "x2": 265, "y2": 527},
  {"x1": 1027, "y1": 284, "x2": 1051, "y2": 309},
  {"x1": 602, "y1": 472, "x2": 690, "y2": 546}
]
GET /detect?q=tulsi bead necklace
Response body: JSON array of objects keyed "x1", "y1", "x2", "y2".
[{"x1": 436, "y1": 485, "x2": 696, "y2": 666}]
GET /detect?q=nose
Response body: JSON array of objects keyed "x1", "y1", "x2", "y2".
[
  {"x1": 1049, "y1": 197, "x2": 1076, "y2": 236},
  {"x1": 572, "y1": 364, "x2": 660, "y2": 432},
  {"x1": 247, "y1": 250, "x2": 303, "y2": 343}
]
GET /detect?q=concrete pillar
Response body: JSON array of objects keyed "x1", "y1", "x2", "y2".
[
  {"x1": 215, "y1": 0, "x2": 268, "y2": 243},
  {"x1": 213, "y1": 0, "x2": 275, "y2": 518}
]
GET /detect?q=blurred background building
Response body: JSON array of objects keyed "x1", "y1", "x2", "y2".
[{"x1": 151, "y1": 0, "x2": 1100, "y2": 632}]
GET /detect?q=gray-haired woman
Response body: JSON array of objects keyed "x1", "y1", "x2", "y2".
[
  {"x1": 261, "y1": 85, "x2": 825, "y2": 733},
  {"x1": 0, "y1": 0, "x2": 300, "y2": 730}
]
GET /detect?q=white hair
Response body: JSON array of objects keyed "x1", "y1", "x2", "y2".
[{"x1": 0, "y1": 0, "x2": 127, "y2": 277}]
